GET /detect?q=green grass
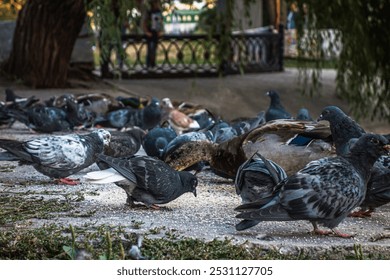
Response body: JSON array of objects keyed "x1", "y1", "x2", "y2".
[{"x1": 1, "y1": 224, "x2": 386, "y2": 260}]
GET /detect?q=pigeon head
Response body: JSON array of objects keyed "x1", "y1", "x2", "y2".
[
  {"x1": 317, "y1": 106, "x2": 346, "y2": 122},
  {"x1": 349, "y1": 134, "x2": 390, "y2": 165},
  {"x1": 178, "y1": 171, "x2": 198, "y2": 197},
  {"x1": 95, "y1": 129, "x2": 111, "y2": 146},
  {"x1": 266, "y1": 90, "x2": 280, "y2": 103},
  {"x1": 150, "y1": 97, "x2": 160, "y2": 107},
  {"x1": 296, "y1": 108, "x2": 312, "y2": 121}
]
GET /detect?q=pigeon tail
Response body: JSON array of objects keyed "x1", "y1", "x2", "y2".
[
  {"x1": 84, "y1": 168, "x2": 126, "y2": 184},
  {"x1": 236, "y1": 204, "x2": 291, "y2": 221},
  {"x1": 235, "y1": 219, "x2": 261, "y2": 231}
]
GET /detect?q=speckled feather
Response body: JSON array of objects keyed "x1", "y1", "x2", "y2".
[
  {"x1": 236, "y1": 134, "x2": 390, "y2": 232},
  {"x1": 318, "y1": 106, "x2": 390, "y2": 212},
  {"x1": 105, "y1": 98, "x2": 161, "y2": 130},
  {"x1": 104, "y1": 128, "x2": 145, "y2": 158},
  {"x1": 235, "y1": 153, "x2": 287, "y2": 203},
  {"x1": 0, "y1": 129, "x2": 111, "y2": 179}
]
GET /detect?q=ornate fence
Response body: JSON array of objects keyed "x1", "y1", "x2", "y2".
[{"x1": 102, "y1": 26, "x2": 284, "y2": 78}]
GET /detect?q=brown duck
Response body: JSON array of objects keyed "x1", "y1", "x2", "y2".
[{"x1": 164, "y1": 119, "x2": 334, "y2": 178}]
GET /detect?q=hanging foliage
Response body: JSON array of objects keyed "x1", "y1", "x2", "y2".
[{"x1": 287, "y1": 0, "x2": 390, "y2": 121}]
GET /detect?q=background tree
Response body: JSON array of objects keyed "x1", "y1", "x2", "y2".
[
  {"x1": 2, "y1": 0, "x2": 86, "y2": 88},
  {"x1": 288, "y1": 0, "x2": 390, "y2": 121}
]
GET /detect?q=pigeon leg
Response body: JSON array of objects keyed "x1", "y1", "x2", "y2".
[
  {"x1": 56, "y1": 178, "x2": 80, "y2": 186},
  {"x1": 126, "y1": 196, "x2": 138, "y2": 207},
  {"x1": 330, "y1": 229, "x2": 355, "y2": 238},
  {"x1": 310, "y1": 222, "x2": 354, "y2": 238},
  {"x1": 348, "y1": 209, "x2": 374, "y2": 218},
  {"x1": 150, "y1": 204, "x2": 161, "y2": 210}
]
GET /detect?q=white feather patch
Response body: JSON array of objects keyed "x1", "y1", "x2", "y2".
[{"x1": 84, "y1": 168, "x2": 125, "y2": 184}]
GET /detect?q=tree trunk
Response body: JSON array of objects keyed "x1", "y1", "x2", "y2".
[
  {"x1": 2, "y1": 0, "x2": 86, "y2": 88},
  {"x1": 264, "y1": 0, "x2": 276, "y2": 27}
]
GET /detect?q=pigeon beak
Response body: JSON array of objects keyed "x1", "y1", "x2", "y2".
[
  {"x1": 384, "y1": 144, "x2": 390, "y2": 153},
  {"x1": 192, "y1": 189, "x2": 197, "y2": 197},
  {"x1": 317, "y1": 114, "x2": 323, "y2": 122}
]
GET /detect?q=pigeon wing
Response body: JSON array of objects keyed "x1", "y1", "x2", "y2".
[
  {"x1": 281, "y1": 158, "x2": 364, "y2": 222},
  {"x1": 23, "y1": 135, "x2": 87, "y2": 169}
]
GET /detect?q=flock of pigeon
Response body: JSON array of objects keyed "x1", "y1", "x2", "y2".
[{"x1": 1, "y1": 88, "x2": 390, "y2": 238}]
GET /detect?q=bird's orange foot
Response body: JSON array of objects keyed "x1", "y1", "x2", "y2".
[
  {"x1": 56, "y1": 178, "x2": 80, "y2": 186},
  {"x1": 348, "y1": 209, "x2": 374, "y2": 218},
  {"x1": 150, "y1": 204, "x2": 161, "y2": 210}
]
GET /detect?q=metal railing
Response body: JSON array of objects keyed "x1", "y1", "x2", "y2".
[{"x1": 102, "y1": 25, "x2": 284, "y2": 78}]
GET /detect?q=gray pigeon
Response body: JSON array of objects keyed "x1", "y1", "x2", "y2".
[
  {"x1": 235, "y1": 152, "x2": 287, "y2": 204},
  {"x1": 104, "y1": 127, "x2": 146, "y2": 158},
  {"x1": 296, "y1": 108, "x2": 313, "y2": 121},
  {"x1": 235, "y1": 133, "x2": 390, "y2": 237},
  {"x1": 102, "y1": 97, "x2": 161, "y2": 130},
  {"x1": 264, "y1": 90, "x2": 292, "y2": 122},
  {"x1": 318, "y1": 106, "x2": 365, "y2": 155},
  {"x1": 142, "y1": 126, "x2": 177, "y2": 159},
  {"x1": 235, "y1": 152, "x2": 288, "y2": 231},
  {"x1": 0, "y1": 129, "x2": 111, "y2": 185},
  {"x1": 318, "y1": 105, "x2": 390, "y2": 216},
  {"x1": 85, "y1": 154, "x2": 198, "y2": 208},
  {"x1": 7, "y1": 104, "x2": 73, "y2": 133}
]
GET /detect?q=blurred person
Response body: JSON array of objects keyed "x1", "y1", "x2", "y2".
[{"x1": 142, "y1": 0, "x2": 164, "y2": 68}]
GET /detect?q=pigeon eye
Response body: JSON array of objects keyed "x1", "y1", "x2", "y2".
[{"x1": 370, "y1": 138, "x2": 379, "y2": 144}]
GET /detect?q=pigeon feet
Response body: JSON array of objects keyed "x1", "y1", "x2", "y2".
[
  {"x1": 348, "y1": 209, "x2": 374, "y2": 218},
  {"x1": 56, "y1": 178, "x2": 80, "y2": 186}
]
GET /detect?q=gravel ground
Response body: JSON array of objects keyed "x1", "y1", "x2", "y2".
[{"x1": 1, "y1": 124, "x2": 389, "y2": 259}]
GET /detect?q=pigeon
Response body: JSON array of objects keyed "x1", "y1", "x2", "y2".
[
  {"x1": 235, "y1": 133, "x2": 390, "y2": 237},
  {"x1": 163, "y1": 130, "x2": 214, "y2": 159},
  {"x1": 235, "y1": 152, "x2": 287, "y2": 204},
  {"x1": 230, "y1": 112, "x2": 266, "y2": 136},
  {"x1": 186, "y1": 108, "x2": 215, "y2": 130},
  {"x1": 104, "y1": 127, "x2": 146, "y2": 158},
  {"x1": 264, "y1": 90, "x2": 292, "y2": 122},
  {"x1": 142, "y1": 126, "x2": 177, "y2": 159},
  {"x1": 63, "y1": 96, "x2": 95, "y2": 129},
  {"x1": 235, "y1": 152, "x2": 288, "y2": 231},
  {"x1": 85, "y1": 154, "x2": 198, "y2": 208},
  {"x1": 4, "y1": 88, "x2": 39, "y2": 109},
  {"x1": 317, "y1": 106, "x2": 365, "y2": 155},
  {"x1": 73, "y1": 93, "x2": 124, "y2": 117},
  {"x1": 0, "y1": 129, "x2": 111, "y2": 185},
  {"x1": 100, "y1": 97, "x2": 161, "y2": 130},
  {"x1": 165, "y1": 119, "x2": 333, "y2": 178},
  {"x1": 318, "y1": 105, "x2": 390, "y2": 216},
  {"x1": 7, "y1": 104, "x2": 73, "y2": 133},
  {"x1": 116, "y1": 96, "x2": 147, "y2": 109},
  {"x1": 296, "y1": 108, "x2": 313, "y2": 121},
  {"x1": 212, "y1": 125, "x2": 238, "y2": 143},
  {"x1": 45, "y1": 93, "x2": 75, "y2": 108},
  {"x1": 161, "y1": 98, "x2": 200, "y2": 135}
]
